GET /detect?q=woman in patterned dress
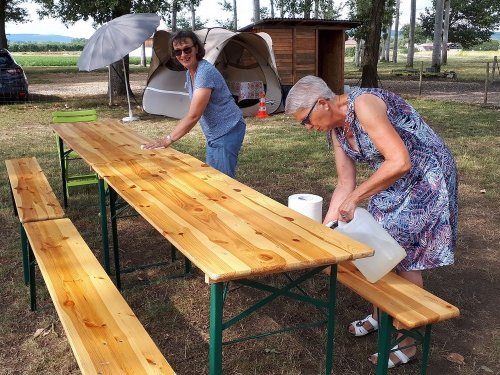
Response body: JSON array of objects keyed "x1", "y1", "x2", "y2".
[
  {"x1": 285, "y1": 75, "x2": 458, "y2": 368},
  {"x1": 144, "y1": 30, "x2": 246, "y2": 178}
]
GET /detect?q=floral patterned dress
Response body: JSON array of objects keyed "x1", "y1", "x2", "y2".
[{"x1": 334, "y1": 88, "x2": 458, "y2": 271}]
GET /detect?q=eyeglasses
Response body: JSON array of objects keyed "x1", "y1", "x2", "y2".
[
  {"x1": 173, "y1": 45, "x2": 194, "y2": 57},
  {"x1": 300, "y1": 100, "x2": 318, "y2": 126}
]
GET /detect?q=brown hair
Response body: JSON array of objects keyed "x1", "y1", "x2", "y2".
[{"x1": 171, "y1": 30, "x2": 205, "y2": 60}]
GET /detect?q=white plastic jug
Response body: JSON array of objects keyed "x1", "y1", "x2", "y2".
[{"x1": 336, "y1": 208, "x2": 407, "y2": 283}]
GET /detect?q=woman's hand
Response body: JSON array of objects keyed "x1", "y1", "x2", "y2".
[
  {"x1": 338, "y1": 195, "x2": 357, "y2": 222},
  {"x1": 142, "y1": 135, "x2": 172, "y2": 150}
]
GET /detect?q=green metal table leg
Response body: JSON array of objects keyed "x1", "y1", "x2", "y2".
[
  {"x1": 98, "y1": 178, "x2": 110, "y2": 274},
  {"x1": 324, "y1": 264, "x2": 337, "y2": 374},
  {"x1": 20, "y1": 224, "x2": 29, "y2": 285},
  {"x1": 209, "y1": 282, "x2": 224, "y2": 375},
  {"x1": 376, "y1": 312, "x2": 393, "y2": 375},
  {"x1": 420, "y1": 325, "x2": 432, "y2": 375},
  {"x1": 185, "y1": 257, "x2": 192, "y2": 274},
  {"x1": 109, "y1": 187, "x2": 121, "y2": 290},
  {"x1": 57, "y1": 136, "x2": 68, "y2": 208},
  {"x1": 28, "y1": 243, "x2": 37, "y2": 311}
]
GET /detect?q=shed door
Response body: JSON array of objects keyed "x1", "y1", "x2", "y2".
[{"x1": 318, "y1": 30, "x2": 345, "y2": 95}]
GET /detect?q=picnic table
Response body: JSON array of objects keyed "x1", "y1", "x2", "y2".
[{"x1": 50, "y1": 119, "x2": 373, "y2": 374}]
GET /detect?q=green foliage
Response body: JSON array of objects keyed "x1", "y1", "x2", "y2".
[
  {"x1": 471, "y1": 39, "x2": 500, "y2": 51},
  {"x1": 8, "y1": 41, "x2": 86, "y2": 52},
  {"x1": 400, "y1": 23, "x2": 428, "y2": 44},
  {"x1": 13, "y1": 55, "x2": 145, "y2": 67},
  {"x1": 419, "y1": 0, "x2": 500, "y2": 49}
]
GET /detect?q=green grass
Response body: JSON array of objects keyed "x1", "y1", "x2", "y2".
[
  {"x1": 0, "y1": 68, "x2": 499, "y2": 374},
  {"x1": 13, "y1": 53, "x2": 149, "y2": 67},
  {"x1": 345, "y1": 50, "x2": 500, "y2": 81}
]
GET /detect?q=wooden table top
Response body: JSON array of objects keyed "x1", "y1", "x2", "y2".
[
  {"x1": 50, "y1": 119, "x2": 189, "y2": 165},
  {"x1": 92, "y1": 157, "x2": 373, "y2": 283}
]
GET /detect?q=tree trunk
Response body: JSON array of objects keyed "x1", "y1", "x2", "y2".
[
  {"x1": 172, "y1": 0, "x2": 178, "y2": 32},
  {"x1": 392, "y1": 0, "x2": 400, "y2": 64},
  {"x1": 431, "y1": 0, "x2": 445, "y2": 72},
  {"x1": 233, "y1": 0, "x2": 238, "y2": 29},
  {"x1": 442, "y1": 0, "x2": 450, "y2": 65},
  {"x1": 384, "y1": 24, "x2": 391, "y2": 61},
  {"x1": 253, "y1": 0, "x2": 260, "y2": 22},
  {"x1": 270, "y1": 0, "x2": 275, "y2": 18},
  {"x1": 0, "y1": 0, "x2": 8, "y2": 49},
  {"x1": 140, "y1": 43, "x2": 146, "y2": 67},
  {"x1": 190, "y1": 2, "x2": 196, "y2": 30},
  {"x1": 361, "y1": 0, "x2": 386, "y2": 87},
  {"x1": 304, "y1": 0, "x2": 312, "y2": 19},
  {"x1": 109, "y1": 3, "x2": 132, "y2": 101},
  {"x1": 406, "y1": 0, "x2": 416, "y2": 67}
]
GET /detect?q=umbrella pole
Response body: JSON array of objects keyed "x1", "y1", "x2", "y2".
[{"x1": 122, "y1": 58, "x2": 138, "y2": 122}]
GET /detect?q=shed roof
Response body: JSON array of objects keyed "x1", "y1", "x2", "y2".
[{"x1": 238, "y1": 18, "x2": 362, "y2": 31}]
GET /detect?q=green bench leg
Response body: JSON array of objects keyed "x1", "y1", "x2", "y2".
[
  {"x1": 20, "y1": 224, "x2": 29, "y2": 286},
  {"x1": 209, "y1": 282, "x2": 224, "y2": 375},
  {"x1": 57, "y1": 136, "x2": 69, "y2": 208},
  {"x1": 109, "y1": 187, "x2": 121, "y2": 290},
  {"x1": 376, "y1": 312, "x2": 393, "y2": 375},
  {"x1": 98, "y1": 178, "x2": 110, "y2": 275},
  {"x1": 28, "y1": 242, "x2": 37, "y2": 311},
  {"x1": 420, "y1": 325, "x2": 432, "y2": 375}
]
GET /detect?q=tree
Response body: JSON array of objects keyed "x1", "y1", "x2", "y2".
[
  {"x1": 34, "y1": 0, "x2": 170, "y2": 99},
  {"x1": 406, "y1": 0, "x2": 416, "y2": 68},
  {"x1": 1, "y1": 0, "x2": 29, "y2": 49},
  {"x1": 392, "y1": 0, "x2": 400, "y2": 63},
  {"x1": 253, "y1": 0, "x2": 260, "y2": 22},
  {"x1": 441, "y1": 0, "x2": 450, "y2": 64},
  {"x1": 420, "y1": 0, "x2": 500, "y2": 49},
  {"x1": 431, "y1": 0, "x2": 444, "y2": 71},
  {"x1": 216, "y1": 0, "x2": 237, "y2": 30}
]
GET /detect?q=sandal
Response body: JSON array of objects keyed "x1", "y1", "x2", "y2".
[
  {"x1": 369, "y1": 345, "x2": 416, "y2": 368},
  {"x1": 348, "y1": 314, "x2": 379, "y2": 337}
]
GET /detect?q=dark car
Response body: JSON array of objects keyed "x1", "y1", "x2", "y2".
[{"x1": 0, "y1": 48, "x2": 28, "y2": 102}]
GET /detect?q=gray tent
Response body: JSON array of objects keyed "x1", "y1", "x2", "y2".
[{"x1": 143, "y1": 27, "x2": 283, "y2": 118}]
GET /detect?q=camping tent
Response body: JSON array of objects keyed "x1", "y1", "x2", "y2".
[{"x1": 143, "y1": 27, "x2": 283, "y2": 118}]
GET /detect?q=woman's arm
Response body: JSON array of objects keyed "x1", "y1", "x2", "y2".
[
  {"x1": 338, "y1": 93, "x2": 411, "y2": 220},
  {"x1": 323, "y1": 133, "x2": 357, "y2": 225},
  {"x1": 143, "y1": 87, "x2": 212, "y2": 149}
]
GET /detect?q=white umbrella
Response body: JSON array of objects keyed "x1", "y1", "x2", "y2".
[{"x1": 78, "y1": 13, "x2": 161, "y2": 122}]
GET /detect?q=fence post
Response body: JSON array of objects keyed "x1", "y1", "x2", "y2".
[
  {"x1": 484, "y1": 62, "x2": 489, "y2": 105},
  {"x1": 419, "y1": 61, "x2": 424, "y2": 96},
  {"x1": 492, "y1": 56, "x2": 498, "y2": 82}
]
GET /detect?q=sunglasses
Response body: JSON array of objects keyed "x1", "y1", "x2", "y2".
[
  {"x1": 173, "y1": 45, "x2": 195, "y2": 57},
  {"x1": 300, "y1": 100, "x2": 318, "y2": 126}
]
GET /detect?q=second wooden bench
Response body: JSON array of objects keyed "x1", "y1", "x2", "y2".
[
  {"x1": 24, "y1": 217, "x2": 175, "y2": 374},
  {"x1": 338, "y1": 261, "x2": 460, "y2": 375}
]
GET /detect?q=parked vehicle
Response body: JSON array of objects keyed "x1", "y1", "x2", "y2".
[{"x1": 0, "y1": 49, "x2": 28, "y2": 102}]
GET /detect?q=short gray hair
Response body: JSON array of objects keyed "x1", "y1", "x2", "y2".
[{"x1": 285, "y1": 76, "x2": 335, "y2": 114}]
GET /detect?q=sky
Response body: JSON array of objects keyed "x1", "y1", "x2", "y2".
[{"x1": 6, "y1": 0, "x2": 431, "y2": 39}]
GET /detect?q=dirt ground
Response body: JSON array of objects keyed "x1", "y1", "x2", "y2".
[
  {"x1": 3, "y1": 71, "x2": 500, "y2": 375},
  {"x1": 27, "y1": 70, "x2": 500, "y2": 106}
]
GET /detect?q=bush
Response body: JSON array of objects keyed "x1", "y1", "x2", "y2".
[
  {"x1": 8, "y1": 41, "x2": 86, "y2": 52},
  {"x1": 471, "y1": 40, "x2": 499, "y2": 51}
]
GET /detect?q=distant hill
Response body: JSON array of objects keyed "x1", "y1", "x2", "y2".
[
  {"x1": 7, "y1": 34, "x2": 82, "y2": 43},
  {"x1": 492, "y1": 31, "x2": 500, "y2": 41}
]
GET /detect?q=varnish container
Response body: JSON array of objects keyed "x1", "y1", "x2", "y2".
[{"x1": 336, "y1": 208, "x2": 407, "y2": 283}]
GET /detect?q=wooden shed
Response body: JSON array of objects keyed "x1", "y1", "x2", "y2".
[{"x1": 239, "y1": 18, "x2": 361, "y2": 95}]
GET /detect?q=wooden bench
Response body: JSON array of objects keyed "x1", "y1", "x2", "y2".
[
  {"x1": 338, "y1": 261, "x2": 460, "y2": 375},
  {"x1": 5, "y1": 157, "x2": 65, "y2": 285},
  {"x1": 23, "y1": 218, "x2": 175, "y2": 374}
]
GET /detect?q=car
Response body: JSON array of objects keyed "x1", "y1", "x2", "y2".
[{"x1": 0, "y1": 48, "x2": 28, "y2": 102}]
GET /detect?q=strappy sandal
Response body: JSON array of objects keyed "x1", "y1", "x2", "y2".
[
  {"x1": 369, "y1": 345, "x2": 416, "y2": 368},
  {"x1": 348, "y1": 314, "x2": 379, "y2": 337}
]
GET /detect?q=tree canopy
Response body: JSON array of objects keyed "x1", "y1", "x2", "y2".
[
  {"x1": 1, "y1": 0, "x2": 29, "y2": 48},
  {"x1": 420, "y1": 0, "x2": 500, "y2": 49}
]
